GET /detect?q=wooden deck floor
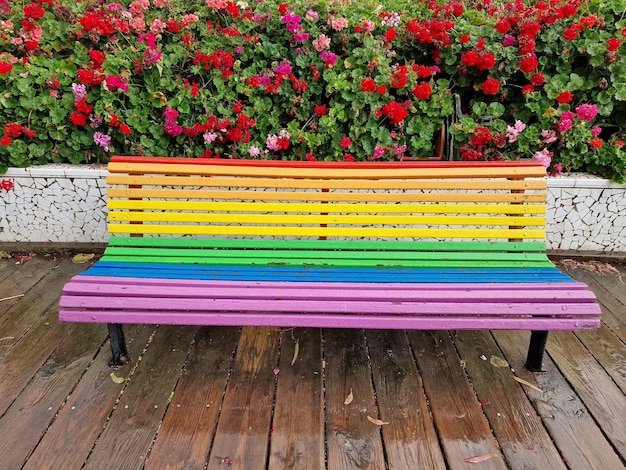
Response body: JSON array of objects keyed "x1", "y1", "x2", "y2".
[{"x1": 0, "y1": 253, "x2": 624, "y2": 470}]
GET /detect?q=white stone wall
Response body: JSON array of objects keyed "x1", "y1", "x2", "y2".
[
  {"x1": 0, "y1": 166, "x2": 624, "y2": 252},
  {"x1": 0, "y1": 165, "x2": 108, "y2": 243}
]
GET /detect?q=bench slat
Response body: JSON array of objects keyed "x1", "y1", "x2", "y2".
[
  {"x1": 82, "y1": 263, "x2": 574, "y2": 283},
  {"x1": 108, "y1": 162, "x2": 548, "y2": 179},
  {"x1": 62, "y1": 280, "x2": 598, "y2": 303},
  {"x1": 107, "y1": 201, "x2": 547, "y2": 215},
  {"x1": 61, "y1": 295, "x2": 598, "y2": 316},
  {"x1": 107, "y1": 224, "x2": 546, "y2": 239},
  {"x1": 106, "y1": 237, "x2": 548, "y2": 253},
  {"x1": 58, "y1": 309, "x2": 601, "y2": 330},
  {"x1": 107, "y1": 187, "x2": 546, "y2": 203},
  {"x1": 101, "y1": 247, "x2": 551, "y2": 262},
  {"x1": 106, "y1": 174, "x2": 547, "y2": 191},
  {"x1": 106, "y1": 212, "x2": 546, "y2": 227}
]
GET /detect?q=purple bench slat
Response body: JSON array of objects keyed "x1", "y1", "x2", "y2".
[
  {"x1": 61, "y1": 279, "x2": 598, "y2": 303},
  {"x1": 65, "y1": 275, "x2": 594, "y2": 292},
  {"x1": 58, "y1": 309, "x2": 601, "y2": 330},
  {"x1": 60, "y1": 294, "x2": 599, "y2": 316}
]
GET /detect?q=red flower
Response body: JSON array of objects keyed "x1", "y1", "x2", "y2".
[
  {"x1": 69, "y1": 111, "x2": 87, "y2": 127},
  {"x1": 459, "y1": 34, "x2": 470, "y2": 44},
  {"x1": 481, "y1": 78, "x2": 500, "y2": 95},
  {"x1": 377, "y1": 85, "x2": 387, "y2": 95},
  {"x1": 461, "y1": 50, "x2": 479, "y2": 67},
  {"x1": 413, "y1": 82, "x2": 432, "y2": 100},
  {"x1": 75, "y1": 99, "x2": 93, "y2": 114},
  {"x1": 381, "y1": 100, "x2": 408, "y2": 125},
  {"x1": 119, "y1": 124, "x2": 132, "y2": 135},
  {"x1": 0, "y1": 62, "x2": 12, "y2": 75},
  {"x1": 360, "y1": 77, "x2": 376, "y2": 92},
  {"x1": 340, "y1": 136, "x2": 352, "y2": 148},
  {"x1": 563, "y1": 28, "x2": 578, "y2": 40},
  {"x1": 0, "y1": 179, "x2": 14, "y2": 190},
  {"x1": 278, "y1": 3, "x2": 289, "y2": 15},
  {"x1": 22, "y1": 127, "x2": 36, "y2": 139},
  {"x1": 590, "y1": 137, "x2": 604, "y2": 149},
  {"x1": 108, "y1": 114, "x2": 120, "y2": 127},
  {"x1": 556, "y1": 91, "x2": 573, "y2": 103},
  {"x1": 343, "y1": 154, "x2": 355, "y2": 162},
  {"x1": 477, "y1": 53, "x2": 496, "y2": 71},
  {"x1": 519, "y1": 57, "x2": 538, "y2": 73},
  {"x1": 167, "y1": 19, "x2": 181, "y2": 33},
  {"x1": 531, "y1": 72, "x2": 545, "y2": 86},
  {"x1": 607, "y1": 38, "x2": 622, "y2": 52},
  {"x1": 495, "y1": 19, "x2": 511, "y2": 34},
  {"x1": 305, "y1": 153, "x2": 317, "y2": 161},
  {"x1": 89, "y1": 50, "x2": 105, "y2": 67},
  {"x1": 384, "y1": 27, "x2": 397, "y2": 42},
  {"x1": 314, "y1": 105, "x2": 328, "y2": 116},
  {"x1": 0, "y1": 136, "x2": 11, "y2": 146},
  {"x1": 23, "y1": 3, "x2": 45, "y2": 21},
  {"x1": 521, "y1": 84, "x2": 535, "y2": 94},
  {"x1": 4, "y1": 123, "x2": 22, "y2": 138}
]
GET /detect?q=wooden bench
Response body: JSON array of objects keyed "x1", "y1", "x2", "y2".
[{"x1": 59, "y1": 156, "x2": 601, "y2": 371}]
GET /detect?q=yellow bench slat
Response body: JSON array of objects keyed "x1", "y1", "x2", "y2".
[
  {"x1": 107, "y1": 211, "x2": 546, "y2": 227},
  {"x1": 107, "y1": 223, "x2": 546, "y2": 239},
  {"x1": 107, "y1": 200, "x2": 546, "y2": 215},
  {"x1": 106, "y1": 175, "x2": 547, "y2": 192},
  {"x1": 107, "y1": 188, "x2": 546, "y2": 203}
]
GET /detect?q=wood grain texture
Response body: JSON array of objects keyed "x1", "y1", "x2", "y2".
[
  {"x1": 493, "y1": 329, "x2": 626, "y2": 470},
  {"x1": 206, "y1": 327, "x2": 280, "y2": 470},
  {"x1": 145, "y1": 326, "x2": 240, "y2": 470},
  {"x1": 83, "y1": 325, "x2": 197, "y2": 470},
  {"x1": 452, "y1": 330, "x2": 566, "y2": 469},
  {"x1": 408, "y1": 330, "x2": 506, "y2": 470},
  {"x1": 366, "y1": 329, "x2": 447, "y2": 469},
  {"x1": 324, "y1": 328, "x2": 386, "y2": 470},
  {"x1": 268, "y1": 328, "x2": 325, "y2": 470},
  {"x1": 24, "y1": 325, "x2": 156, "y2": 470}
]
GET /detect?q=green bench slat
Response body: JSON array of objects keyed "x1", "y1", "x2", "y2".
[{"x1": 107, "y1": 236, "x2": 547, "y2": 253}]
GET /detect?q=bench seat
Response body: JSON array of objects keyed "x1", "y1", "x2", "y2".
[{"x1": 59, "y1": 157, "x2": 601, "y2": 371}]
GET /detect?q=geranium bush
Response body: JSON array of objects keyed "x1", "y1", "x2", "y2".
[{"x1": 0, "y1": 0, "x2": 624, "y2": 182}]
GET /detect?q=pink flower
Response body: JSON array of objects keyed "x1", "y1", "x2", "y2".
[
  {"x1": 506, "y1": 120, "x2": 526, "y2": 143},
  {"x1": 591, "y1": 126, "x2": 602, "y2": 136},
  {"x1": 557, "y1": 119, "x2": 573, "y2": 133},
  {"x1": 312, "y1": 34, "x2": 330, "y2": 51},
  {"x1": 275, "y1": 60, "x2": 292, "y2": 75},
  {"x1": 541, "y1": 130, "x2": 557, "y2": 143},
  {"x1": 105, "y1": 75, "x2": 129, "y2": 92},
  {"x1": 533, "y1": 148, "x2": 553, "y2": 168},
  {"x1": 164, "y1": 106, "x2": 179, "y2": 121},
  {"x1": 576, "y1": 103, "x2": 598, "y2": 122},
  {"x1": 331, "y1": 18, "x2": 348, "y2": 31}
]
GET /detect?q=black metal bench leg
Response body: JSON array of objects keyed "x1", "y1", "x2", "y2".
[
  {"x1": 525, "y1": 330, "x2": 549, "y2": 372},
  {"x1": 107, "y1": 323, "x2": 129, "y2": 367}
]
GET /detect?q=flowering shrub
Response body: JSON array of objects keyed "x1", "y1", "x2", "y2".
[{"x1": 0, "y1": 0, "x2": 624, "y2": 181}]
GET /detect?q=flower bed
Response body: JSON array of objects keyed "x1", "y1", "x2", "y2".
[{"x1": 0, "y1": 0, "x2": 624, "y2": 181}]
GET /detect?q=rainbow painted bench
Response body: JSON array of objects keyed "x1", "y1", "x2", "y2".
[{"x1": 59, "y1": 156, "x2": 601, "y2": 371}]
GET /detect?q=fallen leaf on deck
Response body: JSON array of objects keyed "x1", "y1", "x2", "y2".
[
  {"x1": 513, "y1": 375, "x2": 543, "y2": 393},
  {"x1": 72, "y1": 253, "x2": 95, "y2": 264},
  {"x1": 291, "y1": 338, "x2": 299, "y2": 365},
  {"x1": 344, "y1": 388, "x2": 353, "y2": 405},
  {"x1": 110, "y1": 373, "x2": 125, "y2": 384},
  {"x1": 490, "y1": 355, "x2": 509, "y2": 368},
  {"x1": 367, "y1": 416, "x2": 389, "y2": 426},
  {"x1": 463, "y1": 453, "x2": 499, "y2": 463}
]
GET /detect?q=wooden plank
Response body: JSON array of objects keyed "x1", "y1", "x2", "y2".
[
  {"x1": 452, "y1": 330, "x2": 566, "y2": 469},
  {"x1": 574, "y1": 326, "x2": 626, "y2": 395},
  {"x1": 0, "y1": 258, "x2": 86, "y2": 357},
  {"x1": 108, "y1": 187, "x2": 546, "y2": 203},
  {"x1": 107, "y1": 174, "x2": 547, "y2": 191},
  {"x1": 323, "y1": 328, "x2": 386, "y2": 469},
  {"x1": 206, "y1": 327, "x2": 280, "y2": 470},
  {"x1": 0, "y1": 322, "x2": 106, "y2": 469},
  {"x1": 106, "y1": 236, "x2": 549, "y2": 252},
  {"x1": 24, "y1": 325, "x2": 156, "y2": 470},
  {"x1": 0, "y1": 255, "x2": 60, "y2": 321},
  {"x1": 366, "y1": 329, "x2": 446, "y2": 468},
  {"x1": 108, "y1": 200, "x2": 547, "y2": 215},
  {"x1": 407, "y1": 330, "x2": 506, "y2": 469},
  {"x1": 82, "y1": 325, "x2": 198, "y2": 470},
  {"x1": 545, "y1": 330, "x2": 626, "y2": 457},
  {"x1": 145, "y1": 326, "x2": 240, "y2": 470},
  {"x1": 268, "y1": 328, "x2": 325, "y2": 469},
  {"x1": 493, "y1": 330, "x2": 626, "y2": 470},
  {"x1": 108, "y1": 161, "x2": 547, "y2": 179},
  {"x1": 107, "y1": 211, "x2": 546, "y2": 228}
]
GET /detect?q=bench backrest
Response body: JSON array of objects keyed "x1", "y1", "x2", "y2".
[{"x1": 106, "y1": 156, "x2": 547, "y2": 243}]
